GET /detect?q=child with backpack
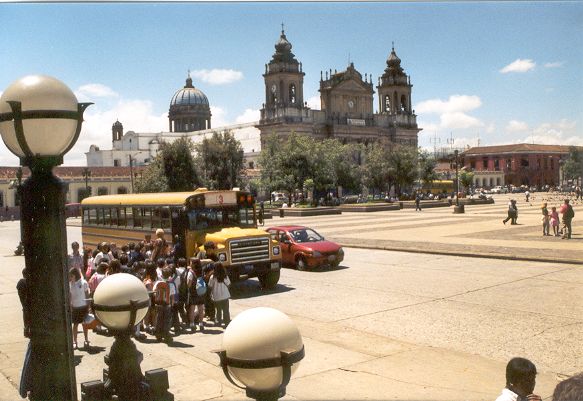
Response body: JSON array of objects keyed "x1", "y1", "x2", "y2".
[
  {"x1": 187, "y1": 258, "x2": 207, "y2": 332},
  {"x1": 172, "y1": 259, "x2": 188, "y2": 333},
  {"x1": 153, "y1": 267, "x2": 174, "y2": 342},
  {"x1": 208, "y1": 263, "x2": 231, "y2": 327}
]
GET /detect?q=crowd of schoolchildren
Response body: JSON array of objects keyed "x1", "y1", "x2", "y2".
[{"x1": 67, "y1": 229, "x2": 231, "y2": 349}]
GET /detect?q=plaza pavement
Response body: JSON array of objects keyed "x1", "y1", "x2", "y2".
[
  {"x1": 0, "y1": 194, "x2": 580, "y2": 400},
  {"x1": 269, "y1": 193, "x2": 582, "y2": 264}
]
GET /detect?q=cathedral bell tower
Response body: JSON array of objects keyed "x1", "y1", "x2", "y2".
[
  {"x1": 377, "y1": 45, "x2": 414, "y2": 116},
  {"x1": 261, "y1": 27, "x2": 306, "y2": 120},
  {"x1": 112, "y1": 120, "x2": 123, "y2": 143}
]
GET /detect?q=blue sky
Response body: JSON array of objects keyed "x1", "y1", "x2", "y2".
[{"x1": 0, "y1": 2, "x2": 582, "y2": 165}]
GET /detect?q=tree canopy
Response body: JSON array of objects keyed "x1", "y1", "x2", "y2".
[{"x1": 194, "y1": 130, "x2": 245, "y2": 190}]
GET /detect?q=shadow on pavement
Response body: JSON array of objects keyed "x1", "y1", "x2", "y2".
[
  {"x1": 73, "y1": 355, "x2": 83, "y2": 366},
  {"x1": 231, "y1": 281, "x2": 295, "y2": 300},
  {"x1": 167, "y1": 341, "x2": 193, "y2": 348},
  {"x1": 84, "y1": 345, "x2": 106, "y2": 355}
]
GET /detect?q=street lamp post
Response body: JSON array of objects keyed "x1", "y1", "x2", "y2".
[
  {"x1": 0, "y1": 75, "x2": 92, "y2": 401},
  {"x1": 82, "y1": 167, "x2": 91, "y2": 200},
  {"x1": 216, "y1": 307, "x2": 305, "y2": 401},
  {"x1": 453, "y1": 150, "x2": 465, "y2": 214}
]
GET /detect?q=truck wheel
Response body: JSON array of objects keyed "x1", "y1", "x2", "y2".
[
  {"x1": 258, "y1": 270, "x2": 280, "y2": 290},
  {"x1": 296, "y1": 257, "x2": 307, "y2": 271}
]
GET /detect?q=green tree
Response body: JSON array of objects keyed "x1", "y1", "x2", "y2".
[
  {"x1": 418, "y1": 150, "x2": 438, "y2": 189},
  {"x1": 134, "y1": 137, "x2": 199, "y2": 193},
  {"x1": 562, "y1": 146, "x2": 583, "y2": 183},
  {"x1": 459, "y1": 170, "x2": 475, "y2": 195},
  {"x1": 362, "y1": 143, "x2": 393, "y2": 196},
  {"x1": 388, "y1": 144, "x2": 418, "y2": 196},
  {"x1": 258, "y1": 133, "x2": 283, "y2": 199},
  {"x1": 195, "y1": 130, "x2": 245, "y2": 190}
]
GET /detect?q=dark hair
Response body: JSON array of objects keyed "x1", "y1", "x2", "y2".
[
  {"x1": 214, "y1": 263, "x2": 226, "y2": 283},
  {"x1": 553, "y1": 373, "x2": 583, "y2": 401},
  {"x1": 190, "y1": 258, "x2": 201, "y2": 268},
  {"x1": 108, "y1": 259, "x2": 122, "y2": 274},
  {"x1": 128, "y1": 242, "x2": 136, "y2": 250},
  {"x1": 119, "y1": 254, "x2": 129, "y2": 265},
  {"x1": 157, "y1": 258, "x2": 166, "y2": 267},
  {"x1": 69, "y1": 267, "x2": 81, "y2": 281},
  {"x1": 92, "y1": 249, "x2": 100, "y2": 258},
  {"x1": 506, "y1": 357, "x2": 537, "y2": 386},
  {"x1": 144, "y1": 260, "x2": 157, "y2": 281},
  {"x1": 97, "y1": 262, "x2": 109, "y2": 274},
  {"x1": 162, "y1": 266, "x2": 172, "y2": 279},
  {"x1": 177, "y1": 258, "x2": 187, "y2": 268},
  {"x1": 204, "y1": 241, "x2": 215, "y2": 250},
  {"x1": 71, "y1": 241, "x2": 79, "y2": 248},
  {"x1": 121, "y1": 244, "x2": 129, "y2": 253}
]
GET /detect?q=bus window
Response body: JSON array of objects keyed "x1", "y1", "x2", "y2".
[
  {"x1": 126, "y1": 207, "x2": 134, "y2": 227},
  {"x1": 239, "y1": 207, "x2": 255, "y2": 225},
  {"x1": 160, "y1": 207, "x2": 171, "y2": 229},
  {"x1": 89, "y1": 208, "x2": 97, "y2": 225},
  {"x1": 96, "y1": 208, "x2": 104, "y2": 225},
  {"x1": 142, "y1": 208, "x2": 152, "y2": 229},
  {"x1": 133, "y1": 208, "x2": 141, "y2": 227},
  {"x1": 103, "y1": 208, "x2": 111, "y2": 226},
  {"x1": 111, "y1": 208, "x2": 119, "y2": 226},
  {"x1": 83, "y1": 209, "x2": 90, "y2": 225}
]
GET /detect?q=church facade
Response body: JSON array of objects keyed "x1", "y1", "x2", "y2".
[{"x1": 256, "y1": 29, "x2": 422, "y2": 147}]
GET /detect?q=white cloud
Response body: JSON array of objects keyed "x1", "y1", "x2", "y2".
[
  {"x1": 415, "y1": 95, "x2": 481, "y2": 114},
  {"x1": 235, "y1": 108, "x2": 260, "y2": 124},
  {"x1": 416, "y1": 95, "x2": 484, "y2": 131},
  {"x1": 75, "y1": 83, "x2": 119, "y2": 100},
  {"x1": 210, "y1": 106, "x2": 229, "y2": 127},
  {"x1": 63, "y1": 98, "x2": 167, "y2": 165},
  {"x1": 544, "y1": 61, "x2": 564, "y2": 69},
  {"x1": 506, "y1": 120, "x2": 529, "y2": 132},
  {"x1": 485, "y1": 123, "x2": 496, "y2": 134},
  {"x1": 499, "y1": 59, "x2": 536, "y2": 73},
  {"x1": 190, "y1": 69, "x2": 243, "y2": 85},
  {"x1": 512, "y1": 119, "x2": 582, "y2": 146},
  {"x1": 306, "y1": 95, "x2": 320, "y2": 110}
]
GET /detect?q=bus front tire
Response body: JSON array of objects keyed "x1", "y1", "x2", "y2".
[{"x1": 258, "y1": 270, "x2": 280, "y2": 290}]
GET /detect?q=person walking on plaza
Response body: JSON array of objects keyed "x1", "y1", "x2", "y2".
[
  {"x1": 495, "y1": 357, "x2": 542, "y2": 401},
  {"x1": 415, "y1": 192, "x2": 422, "y2": 211},
  {"x1": 560, "y1": 199, "x2": 575, "y2": 239},
  {"x1": 258, "y1": 201, "x2": 265, "y2": 226},
  {"x1": 541, "y1": 202, "x2": 550, "y2": 236},
  {"x1": 209, "y1": 262, "x2": 231, "y2": 327},
  {"x1": 187, "y1": 258, "x2": 207, "y2": 332},
  {"x1": 525, "y1": 190, "x2": 530, "y2": 203},
  {"x1": 69, "y1": 267, "x2": 90, "y2": 350},
  {"x1": 503, "y1": 200, "x2": 518, "y2": 225}
]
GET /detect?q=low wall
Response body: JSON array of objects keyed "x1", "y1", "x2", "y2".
[
  {"x1": 401, "y1": 200, "x2": 451, "y2": 209},
  {"x1": 277, "y1": 207, "x2": 341, "y2": 217},
  {"x1": 339, "y1": 204, "x2": 400, "y2": 212},
  {"x1": 459, "y1": 198, "x2": 495, "y2": 205}
]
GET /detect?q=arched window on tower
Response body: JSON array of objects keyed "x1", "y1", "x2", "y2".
[
  {"x1": 400, "y1": 95, "x2": 408, "y2": 112},
  {"x1": 289, "y1": 84, "x2": 296, "y2": 104},
  {"x1": 384, "y1": 95, "x2": 391, "y2": 112}
]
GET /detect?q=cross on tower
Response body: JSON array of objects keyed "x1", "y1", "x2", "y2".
[{"x1": 281, "y1": 22, "x2": 285, "y2": 33}]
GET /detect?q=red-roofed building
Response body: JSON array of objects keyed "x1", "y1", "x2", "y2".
[
  {"x1": 0, "y1": 166, "x2": 145, "y2": 214},
  {"x1": 461, "y1": 144, "x2": 582, "y2": 188}
]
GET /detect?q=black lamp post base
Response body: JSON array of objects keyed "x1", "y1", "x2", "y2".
[
  {"x1": 453, "y1": 204, "x2": 465, "y2": 214},
  {"x1": 246, "y1": 387, "x2": 285, "y2": 401},
  {"x1": 81, "y1": 334, "x2": 172, "y2": 401}
]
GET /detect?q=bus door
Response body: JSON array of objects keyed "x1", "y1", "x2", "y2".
[{"x1": 171, "y1": 207, "x2": 188, "y2": 259}]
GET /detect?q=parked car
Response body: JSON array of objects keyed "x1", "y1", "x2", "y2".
[
  {"x1": 492, "y1": 186, "x2": 508, "y2": 194},
  {"x1": 266, "y1": 225, "x2": 344, "y2": 270}
]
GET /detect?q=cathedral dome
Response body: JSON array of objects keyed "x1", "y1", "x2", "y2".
[{"x1": 170, "y1": 76, "x2": 209, "y2": 107}]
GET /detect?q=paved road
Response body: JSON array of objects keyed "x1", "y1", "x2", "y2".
[
  {"x1": 268, "y1": 194, "x2": 582, "y2": 264},
  {"x1": 0, "y1": 210, "x2": 581, "y2": 400}
]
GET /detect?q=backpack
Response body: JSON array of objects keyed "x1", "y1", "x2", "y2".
[
  {"x1": 195, "y1": 277, "x2": 207, "y2": 296},
  {"x1": 178, "y1": 269, "x2": 189, "y2": 303},
  {"x1": 153, "y1": 280, "x2": 171, "y2": 305},
  {"x1": 566, "y1": 205, "x2": 575, "y2": 219}
]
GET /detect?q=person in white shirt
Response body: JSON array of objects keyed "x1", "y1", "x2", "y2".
[
  {"x1": 69, "y1": 268, "x2": 90, "y2": 350},
  {"x1": 495, "y1": 357, "x2": 541, "y2": 401},
  {"x1": 208, "y1": 263, "x2": 231, "y2": 327}
]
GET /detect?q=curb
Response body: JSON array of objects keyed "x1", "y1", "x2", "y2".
[{"x1": 337, "y1": 242, "x2": 583, "y2": 266}]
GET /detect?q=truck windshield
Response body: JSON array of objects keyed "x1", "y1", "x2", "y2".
[{"x1": 187, "y1": 207, "x2": 255, "y2": 230}]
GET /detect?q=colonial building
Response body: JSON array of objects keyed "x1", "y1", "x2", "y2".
[
  {"x1": 257, "y1": 29, "x2": 421, "y2": 147},
  {"x1": 0, "y1": 166, "x2": 143, "y2": 219},
  {"x1": 462, "y1": 144, "x2": 583, "y2": 188}
]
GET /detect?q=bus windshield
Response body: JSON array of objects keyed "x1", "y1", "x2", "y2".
[{"x1": 187, "y1": 206, "x2": 255, "y2": 230}]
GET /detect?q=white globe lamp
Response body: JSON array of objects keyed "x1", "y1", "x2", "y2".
[
  {"x1": 92, "y1": 273, "x2": 150, "y2": 331},
  {"x1": 217, "y1": 307, "x2": 304, "y2": 401}
]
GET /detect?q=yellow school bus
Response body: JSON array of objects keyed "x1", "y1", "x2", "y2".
[{"x1": 80, "y1": 188, "x2": 282, "y2": 289}]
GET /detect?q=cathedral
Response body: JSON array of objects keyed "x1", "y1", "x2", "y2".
[
  {"x1": 87, "y1": 28, "x2": 421, "y2": 169},
  {"x1": 256, "y1": 29, "x2": 422, "y2": 147}
]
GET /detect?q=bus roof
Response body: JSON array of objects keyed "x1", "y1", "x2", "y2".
[{"x1": 80, "y1": 188, "x2": 244, "y2": 207}]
